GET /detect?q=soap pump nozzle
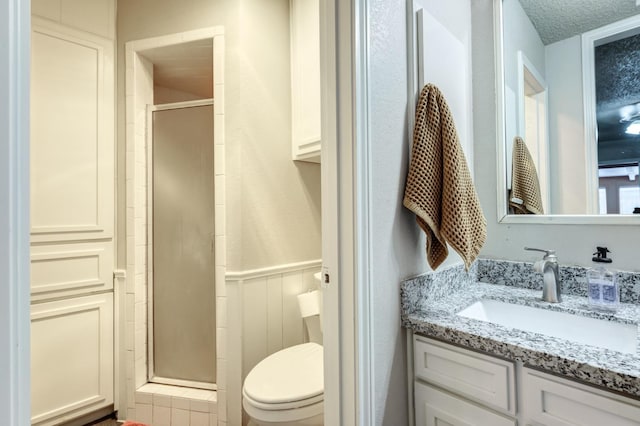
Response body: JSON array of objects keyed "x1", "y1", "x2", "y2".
[{"x1": 592, "y1": 247, "x2": 612, "y2": 263}]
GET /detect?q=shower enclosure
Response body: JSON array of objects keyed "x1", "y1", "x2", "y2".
[{"x1": 148, "y1": 100, "x2": 216, "y2": 389}]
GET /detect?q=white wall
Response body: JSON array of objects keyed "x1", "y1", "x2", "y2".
[
  {"x1": 368, "y1": 1, "x2": 475, "y2": 424},
  {"x1": 370, "y1": 0, "x2": 420, "y2": 421},
  {"x1": 502, "y1": 0, "x2": 545, "y2": 147},
  {"x1": 472, "y1": 0, "x2": 640, "y2": 271},
  {"x1": 545, "y1": 36, "x2": 588, "y2": 214},
  {"x1": 369, "y1": 0, "x2": 425, "y2": 424}
]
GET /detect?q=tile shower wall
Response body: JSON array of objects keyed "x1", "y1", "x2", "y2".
[
  {"x1": 124, "y1": 29, "x2": 227, "y2": 425},
  {"x1": 226, "y1": 261, "x2": 322, "y2": 425},
  {"x1": 124, "y1": 50, "x2": 154, "y2": 422}
]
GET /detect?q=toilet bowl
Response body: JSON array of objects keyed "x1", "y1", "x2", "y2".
[{"x1": 242, "y1": 342, "x2": 324, "y2": 426}]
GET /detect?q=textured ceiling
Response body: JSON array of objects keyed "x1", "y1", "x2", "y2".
[
  {"x1": 140, "y1": 39, "x2": 213, "y2": 99},
  {"x1": 519, "y1": 0, "x2": 640, "y2": 45}
]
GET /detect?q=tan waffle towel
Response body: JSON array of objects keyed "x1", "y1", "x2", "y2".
[
  {"x1": 509, "y1": 136, "x2": 544, "y2": 214},
  {"x1": 403, "y1": 84, "x2": 486, "y2": 270}
]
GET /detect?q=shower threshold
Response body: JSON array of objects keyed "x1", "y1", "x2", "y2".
[{"x1": 150, "y1": 375, "x2": 216, "y2": 391}]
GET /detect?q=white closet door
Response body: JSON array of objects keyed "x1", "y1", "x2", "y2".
[{"x1": 30, "y1": 17, "x2": 115, "y2": 425}]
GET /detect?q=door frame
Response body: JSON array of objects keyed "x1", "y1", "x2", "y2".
[
  {"x1": 146, "y1": 99, "x2": 217, "y2": 392},
  {"x1": 1, "y1": 0, "x2": 371, "y2": 424},
  {"x1": 321, "y1": 0, "x2": 372, "y2": 424},
  {"x1": 582, "y1": 14, "x2": 640, "y2": 215},
  {"x1": 0, "y1": 0, "x2": 31, "y2": 424},
  {"x1": 517, "y1": 50, "x2": 550, "y2": 210}
]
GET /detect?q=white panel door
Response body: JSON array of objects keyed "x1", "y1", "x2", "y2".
[
  {"x1": 31, "y1": 293, "x2": 114, "y2": 426},
  {"x1": 29, "y1": 17, "x2": 115, "y2": 425}
]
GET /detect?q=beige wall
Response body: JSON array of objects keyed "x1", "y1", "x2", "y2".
[
  {"x1": 116, "y1": 0, "x2": 221, "y2": 271},
  {"x1": 32, "y1": 0, "x2": 116, "y2": 39},
  {"x1": 154, "y1": 86, "x2": 204, "y2": 104},
  {"x1": 116, "y1": 0, "x2": 321, "y2": 273},
  {"x1": 233, "y1": 0, "x2": 321, "y2": 270}
]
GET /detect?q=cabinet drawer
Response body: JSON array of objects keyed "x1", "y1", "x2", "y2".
[
  {"x1": 522, "y1": 368, "x2": 640, "y2": 426},
  {"x1": 414, "y1": 336, "x2": 515, "y2": 414},
  {"x1": 415, "y1": 381, "x2": 515, "y2": 426}
]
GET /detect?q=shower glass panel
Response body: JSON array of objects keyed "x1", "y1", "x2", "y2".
[{"x1": 151, "y1": 103, "x2": 216, "y2": 387}]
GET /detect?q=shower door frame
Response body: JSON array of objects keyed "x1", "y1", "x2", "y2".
[{"x1": 146, "y1": 98, "x2": 217, "y2": 391}]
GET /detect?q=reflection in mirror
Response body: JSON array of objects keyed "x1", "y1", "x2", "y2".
[{"x1": 500, "y1": 0, "x2": 640, "y2": 218}]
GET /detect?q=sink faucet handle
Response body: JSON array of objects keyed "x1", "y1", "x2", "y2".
[{"x1": 524, "y1": 247, "x2": 556, "y2": 258}]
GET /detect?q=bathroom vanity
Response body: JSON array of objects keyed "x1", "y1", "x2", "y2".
[{"x1": 402, "y1": 260, "x2": 640, "y2": 426}]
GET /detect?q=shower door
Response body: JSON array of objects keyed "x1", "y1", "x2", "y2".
[{"x1": 149, "y1": 101, "x2": 216, "y2": 388}]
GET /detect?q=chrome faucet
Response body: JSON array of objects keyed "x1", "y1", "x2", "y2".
[{"x1": 525, "y1": 247, "x2": 562, "y2": 303}]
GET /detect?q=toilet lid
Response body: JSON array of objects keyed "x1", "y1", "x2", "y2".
[{"x1": 243, "y1": 343, "x2": 324, "y2": 405}]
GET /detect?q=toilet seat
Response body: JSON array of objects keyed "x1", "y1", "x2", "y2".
[
  {"x1": 243, "y1": 391, "x2": 324, "y2": 423},
  {"x1": 243, "y1": 390, "x2": 323, "y2": 411},
  {"x1": 243, "y1": 342, "x2": 324, "y2": 423}
]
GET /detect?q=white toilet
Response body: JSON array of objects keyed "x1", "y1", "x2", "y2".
[{"x1": 243, "y1": 282, "x2": 323, "y2": 426}]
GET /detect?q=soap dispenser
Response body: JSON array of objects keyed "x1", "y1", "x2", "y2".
[{"x1": 586, "y1": 247, "x2": 618, "y2": 310}]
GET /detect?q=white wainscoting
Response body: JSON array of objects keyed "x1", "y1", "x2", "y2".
[{"x1": 226, "y1": 260, "x2": 322, "y2": 425}]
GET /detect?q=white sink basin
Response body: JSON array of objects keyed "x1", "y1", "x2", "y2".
[{"x1": 457, "y1": 299, "x2": 638, "y2": 355}]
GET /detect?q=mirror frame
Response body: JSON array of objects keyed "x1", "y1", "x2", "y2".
[{"x1": 494, "y1": 0, "x2": 640, "y2": 225}]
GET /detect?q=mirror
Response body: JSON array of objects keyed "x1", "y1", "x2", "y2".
[{"x1": 497, "y1": 0, "x2": 640, "y2": 222}]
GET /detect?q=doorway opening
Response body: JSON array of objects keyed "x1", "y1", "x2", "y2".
[{"x1": 518, "y1": 50, "x2": 550, "y2": 210}]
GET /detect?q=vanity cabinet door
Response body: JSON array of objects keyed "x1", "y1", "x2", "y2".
[
  {"x1": 414, "y1": 336, "x2": 516, "y2": 414},
  {"x1": 522, "y1": 368, "x2": 640, "y2": 426},
  {"x1": 415, "y1": 382, "x2": 516, "y2": 426}
]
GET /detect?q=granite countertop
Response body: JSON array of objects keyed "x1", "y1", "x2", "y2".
[{"x1": 401, "y1": 259, "x2": 640, "y2": 398}]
